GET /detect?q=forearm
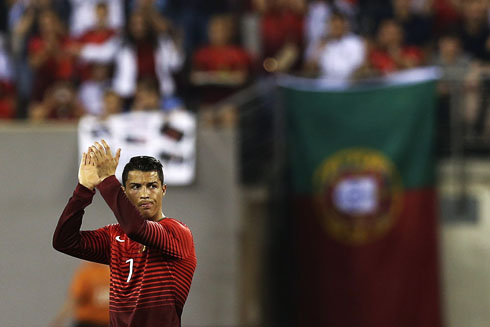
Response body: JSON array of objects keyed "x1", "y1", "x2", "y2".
[
  {"x1": 53, "y1": 185, "x2": 108, "y2": 263},
  {"x1": 53, "y1": 184, "x2": 94, "y2": 250}
]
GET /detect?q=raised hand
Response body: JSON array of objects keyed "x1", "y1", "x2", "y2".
[
  {"x1": 78, "y1": 151, "x2": 100, "y2": 189},
  {"x1": 89, "y1": 140, "x2": 121, "y2": 182}
]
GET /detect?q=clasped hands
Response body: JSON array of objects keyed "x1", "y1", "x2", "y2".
[{"x1": 78, "y1": 140, "x2": 121, "y2": 190}]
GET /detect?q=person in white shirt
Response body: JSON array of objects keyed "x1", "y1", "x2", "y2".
[
  {"x1": 304, "y1": 10, "x2": 365, "y2": 81},
  {"x1": 69, "y1": 0, "x2": 124, "y2": 37},
  {"x1": 112, "y1": 10, "x2": 183, "y2": 100}
]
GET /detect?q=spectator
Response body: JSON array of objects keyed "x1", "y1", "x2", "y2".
[
  {"x1": 190, "y1": 14, "x2": 253, "y2": 126},
  {"x1": 433, "y1": 31, "x2": 472, "y2": 98},
  {"x1": 432, "y1": 32, "x2": 473, "y2": 156},
  {"x1": 304, "y1": 0, "x2": 363, "y2": 50},
  {"x1": 455, "y1": 0, "x2": 490, "y2": 62},
  {"x1": 28, "y1": 81, "x2": 85, "y2": 121},
  {"x1": 356, "y1": 0, "x2": 433, "y2": 46},
  {"x1": 253, "y1": 0, "x2": 306, "y2": 73},
  {"x1": 356, "y1": 0, "x2": 393, "y2": 37},
  {"x1": 191, "y1": 14, "x2": 253, "y2": 104},
  {"x1": 9, "y1": 0, "x2": 71, "y2": 117},
  {"x1": 130, "y1": 0, "x2": 174, "y2": 36},
  {"x1": 78, "y1": 63, "x2": 112, "y2": 116},
  {"x1": 390, "y1": 0, "x2": 433, "y2": 47},
  {"x1": 449, "y1": 0, "x2": 490, "y2": 139},
  {"x1": 27, "y1": 9, "x2": 76, "y2": 103},
  {"x1": 162, "y1": 0, "x2": 234, "y2": 55},
  {"x1": 367, "y1": 19, "x2": 425, "y2": 75},
  {"x1": 304, "y1": 11, "x2": 366, "y2": 81},
  {"x1": 73, "y1": 2, "x2": 120, "y2": 81},
  {"x1": 69, "y1": 1, "x2": 120, "y2": 120},
  {"x1": 68, "y1": 0, "x2": 123, "y2": 37},
  {"x1": 112, "y1": 10, "x2": 184, "y2": 101},
  {"x1": 8, "y1": 0, "x2": 71, "y2": 33}
]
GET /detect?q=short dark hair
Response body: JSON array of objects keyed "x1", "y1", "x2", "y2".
[{"x1": 122, "y1": 156, "x2": 164, "y2": 186}]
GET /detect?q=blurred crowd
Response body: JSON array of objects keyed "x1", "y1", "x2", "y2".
[{"x1": 0, "y1": 0, "x2": 489, "y2": 132}]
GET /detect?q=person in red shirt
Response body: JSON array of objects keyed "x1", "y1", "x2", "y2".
[
  {"x1": 28, "y1": 9, "x2": 76, "y2": 102},
  {"x1": 77, "y1": 3, "x2": 118, "y2": 45},
  {"x1": 368, "y1": 19, "x2": 424, "y2": 75},
  {"x1": 253, "y1": 0, "x2": 305, "y2": 73},
  {"x1": 191, "y1": 14, "x2": 253, "y2": 126},
  {"x1": 191, "y1": 14, "x2": 253, "y2": 103},
  {"x1": 28, "y1": 81, "x2": 85, "y2": 121},
  {"x1": 53, "y1": 140, "x2": 196, "y2": 327}
]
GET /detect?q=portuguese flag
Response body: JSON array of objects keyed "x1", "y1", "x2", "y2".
[{"x1": 281, "y1": 69, "x2": 442, "y2": 327}]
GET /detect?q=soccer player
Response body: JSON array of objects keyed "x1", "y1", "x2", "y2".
[{"x1": 53, "y1": 140, "x2": 196, "y2": 327}]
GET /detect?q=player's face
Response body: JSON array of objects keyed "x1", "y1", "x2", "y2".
[{"x1": 123, "y1": 170, "x2": 166, "y2": 221}]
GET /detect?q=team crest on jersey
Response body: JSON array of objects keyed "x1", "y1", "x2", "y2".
[{"x1": 313, "y1": 148, "x2": 403, "y2": 244}]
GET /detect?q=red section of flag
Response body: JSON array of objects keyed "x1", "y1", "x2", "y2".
[{"x1": 294, "y1": 189, "x2": 441, "y2": 327}]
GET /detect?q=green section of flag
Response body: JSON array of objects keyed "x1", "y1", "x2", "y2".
[{"x1": 283, "y1": 80, "x2": 437, "y2": 193}]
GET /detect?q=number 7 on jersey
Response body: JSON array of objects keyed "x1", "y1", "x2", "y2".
[{"x1": 126, "y1": 258, "x2": 134, "y2": 282}]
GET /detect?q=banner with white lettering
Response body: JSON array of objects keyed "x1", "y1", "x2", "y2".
[{"x1": 78, "y1": 110, "x2": 196, "y2": 185}]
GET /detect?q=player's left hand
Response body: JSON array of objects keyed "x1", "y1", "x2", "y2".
[{"x1": 89, "y1": 139, "x2": 121, "y2": 182}]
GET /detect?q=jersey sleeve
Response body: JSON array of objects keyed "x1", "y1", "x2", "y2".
[
  {"x1": 53, "y1": 184, "x2": 111, "y2": 264},
  {"x1": 97, "y1": 176, "x2": 194, "y2": 259}
]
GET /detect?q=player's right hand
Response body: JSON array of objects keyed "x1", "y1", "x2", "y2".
[
  {"x1": 90, "y1": 140, "x2": 121, "y2": 182},
  {"x1": 78, "y1": 151, "x2": 100, "y2": 189}
]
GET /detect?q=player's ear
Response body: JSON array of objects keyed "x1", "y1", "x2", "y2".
[
  {"x1": 121, "y1": 185, "x2": 126, "y2": 193},
  {"x1": 162, "y1": 184, "x2": 167, "y2": 196}
]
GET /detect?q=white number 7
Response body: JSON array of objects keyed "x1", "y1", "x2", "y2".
[{"x1": 125, "y1": 258, "x2": 134, "y2": 282}]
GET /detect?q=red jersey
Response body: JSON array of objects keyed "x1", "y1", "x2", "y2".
[
  {"x1": 261, "y1": 10, "x2": 304, "y2": 58},
  {"x1": 193, "y1": 45, "x2": 251, "y2": 72},
  {"x1": 135, "y1": 41, "x2": 157, "y2": 81},
  {"x1": 53, "y1": 176, "x2": 196, "y2": 327},
  {"x1": 369, "y1": 46, "x2": 424, "y2": 75},
  {"x1": 78, "y1": 28, "x2": 117, "y2": 44},
  {"x1": 192, "y1": 45, "x2": 252, "y2": 103},
  {"x1": 76, "y1": 28, "x2": 118, "y2": 80}
]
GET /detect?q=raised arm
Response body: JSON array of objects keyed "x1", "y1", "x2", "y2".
[{"x1": 52, "y1": 152, "x2": 110, "y2": 264}]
